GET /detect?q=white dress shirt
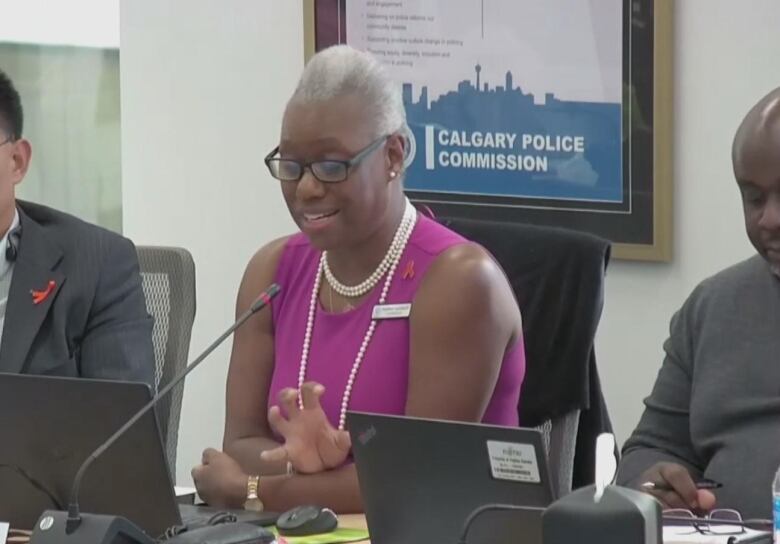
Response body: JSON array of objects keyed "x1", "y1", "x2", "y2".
[{"x1": 0, "y1": 208, "x2": 21, "y2": 348}]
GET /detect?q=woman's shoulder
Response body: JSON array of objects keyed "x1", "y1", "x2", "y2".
[
  {"x1": 412, "y1": 222, "x2": 521, "y2": 339},
  {"x1": 245, "y1": 235, "x2": 290, "y2": 274},
  {"x1": 408, "y1": 213, "x2": 469, "y2": 257},
  {"x1": 424, "y1": 241, "x2": 507, "y2": 295},
  {"x1": 407, "y1": 215, "x2": 500, "y2": 283},
  {"x1": 410, "y1": 231, "x2": 522, "y2": 359},
  {"x1": 242, "y1": 233, "x2": 315, "y2": 287}
]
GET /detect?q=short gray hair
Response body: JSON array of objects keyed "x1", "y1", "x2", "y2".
[{"x1": 290, "y1": 45, "x2": 410, "y2": 144}]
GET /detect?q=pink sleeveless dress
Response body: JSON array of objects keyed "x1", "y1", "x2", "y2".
[{"x1": 269, "y1": 213, "x2": 525, "y2": 427}]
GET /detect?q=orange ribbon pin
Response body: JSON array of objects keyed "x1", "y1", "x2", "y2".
[
  {"x1": 402, "y1": 260, "x2": 415, "y2": 280},
  {"x1": 31, "y1": 280, "x2": 56, "y2": 305}
]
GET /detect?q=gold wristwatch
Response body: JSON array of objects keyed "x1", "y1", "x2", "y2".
[{"x1": 244, "y1": 475, "x2": 264, "y2": 512}]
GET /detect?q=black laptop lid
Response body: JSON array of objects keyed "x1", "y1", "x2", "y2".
[
  {"x1": 348, "y1": 412, "x2": 555, "y2": 544},
  {"x1": 0, "y1": 373, "x2": 180, "y2": 536}
]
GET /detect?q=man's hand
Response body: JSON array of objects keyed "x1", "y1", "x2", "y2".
[{"x1": 638, "y1": 462, "x2": 717, "y2": 511}]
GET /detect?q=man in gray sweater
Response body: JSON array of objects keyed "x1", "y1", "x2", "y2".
[{"x1": 616, "y1": 87, "x2": 780, "y2": 519}]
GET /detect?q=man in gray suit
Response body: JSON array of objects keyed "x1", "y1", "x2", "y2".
[{"x1": 0, "y1": 69, "x2": 154, "y2": 387}]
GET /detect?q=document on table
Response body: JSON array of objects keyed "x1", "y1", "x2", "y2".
[{"x1": 663, "y1": 524, "x2": 771, "y2": 544}]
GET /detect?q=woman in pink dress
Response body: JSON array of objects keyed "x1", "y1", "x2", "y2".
[{"x1": 192, "y1": 45, "x2": 525, "y2": 513}]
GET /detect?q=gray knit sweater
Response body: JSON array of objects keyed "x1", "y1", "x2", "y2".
[{"x1": 616, "y1": 255, "x2": 780, "y2": 518}]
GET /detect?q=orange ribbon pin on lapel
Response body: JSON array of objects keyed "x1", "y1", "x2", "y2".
[{"x1": 31, "y1": 280, "x2": 56, "y2": 305}]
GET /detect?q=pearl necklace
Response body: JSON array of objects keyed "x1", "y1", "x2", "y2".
[
  {"x1": 298, "y1": 198, "x2": 417, "y2": 430},
  {"x1": 323, "y1": 199, "x2": 416, "y2": 298}
]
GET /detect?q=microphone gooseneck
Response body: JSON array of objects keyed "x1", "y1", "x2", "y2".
[{"x1": 64, "y1": 283, "x2": 281, "y2": 534}]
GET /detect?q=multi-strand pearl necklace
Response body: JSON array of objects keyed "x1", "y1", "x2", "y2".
[
  {"x1": 297, "y1": 198, "x2": 417, "y2": 430},
  {"x1": 322, "y1": 203, "x2": 415, "y2": 298}
]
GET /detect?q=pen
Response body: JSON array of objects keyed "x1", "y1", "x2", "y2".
[{"x1": 641, "y1": 480, "x2": 723, "y2": 491}]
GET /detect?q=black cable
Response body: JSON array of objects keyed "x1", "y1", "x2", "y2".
[
  {"x1": 457, "y1": 503, "x2": 546, "y2": 544},
  {"x1": 0, "y1": 462, "x2": 63, "y2": 510},
  {"x1": 158, "y1": 511, "x2": 239, "y2": 540},
  {"x1": 207, "y1": 511, "x2": 238, "y2": 525}
]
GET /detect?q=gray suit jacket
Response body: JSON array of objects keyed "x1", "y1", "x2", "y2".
[{"x1": 0, "y1": 200, "x2": 155, "y2": 387}]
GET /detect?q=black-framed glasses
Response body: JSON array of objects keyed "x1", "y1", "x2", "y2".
[
  {"x1": 663, "y1": 508, "x2": 771, "y2": 536},
  {"x1": 264, "y1": 134, "x2": 389, "y2": 183}
]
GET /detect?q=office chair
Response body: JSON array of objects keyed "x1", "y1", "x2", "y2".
[
  {"x1": 137, "y1": 246, "x2": 196, "y2": 478},
  {"x1": 443, "y1": 216, "x2": 613, "y2": 496}
]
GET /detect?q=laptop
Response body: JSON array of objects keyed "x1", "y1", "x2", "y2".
[
  {"x1": 0, "y1": 374, "x2": 276, "y2": 537},
  {"x1": 347, "y1": 412, "x2": 555, "y2": 544}
]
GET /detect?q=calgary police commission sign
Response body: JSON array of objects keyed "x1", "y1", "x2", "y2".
[
  {"x1": 402, "y1": 71, "x2": 623, "y2": 205},
  {"x1": 426, "y1": 128, "x2": 585, "y2": 172},
  {"x1": 327, "y1": 0, "x2": 670, "y2": 254}
]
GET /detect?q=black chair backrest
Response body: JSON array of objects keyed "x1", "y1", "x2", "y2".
[{"x1": 443, "y1": 216, "x2": 613, "y2": 487}]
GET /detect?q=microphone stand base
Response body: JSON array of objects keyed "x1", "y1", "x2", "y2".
[{"x1": 29, "y1": 510, "x2": 155, "y2": 544}]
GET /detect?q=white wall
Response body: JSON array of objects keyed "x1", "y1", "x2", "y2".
[
  {"x1": 120, "y1": 0, "x2": 780, "y2": 485},
  {"x1": 0, "y1": 0, "x2": 119, "y2": 48},
  {"x1": 120, "y1": 0, "x2": 302, "y2": 484},
  {"x1": 600, "y1": 0, "x2": 780, "y2": 443}
]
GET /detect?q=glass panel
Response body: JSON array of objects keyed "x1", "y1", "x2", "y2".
[{"x1": 0, "y1": 42, "x2": 121, "y2": 232}]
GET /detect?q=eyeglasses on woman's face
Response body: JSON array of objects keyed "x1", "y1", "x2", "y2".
[{"x1": 264, "y1": 135, "x2": 389, "y2": 184}]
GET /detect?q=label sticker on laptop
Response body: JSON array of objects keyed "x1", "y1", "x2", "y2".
[{"x1": 486, "y1": 441, "x2": 541, "y2": 483}]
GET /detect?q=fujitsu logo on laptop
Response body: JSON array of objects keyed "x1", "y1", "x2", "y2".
[{"x1": 358, "y1": 425, "x2": 377, "y2": 446}]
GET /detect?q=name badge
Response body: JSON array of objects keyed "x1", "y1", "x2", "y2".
[{"x1": 372, "y1": 303, "x2": 412, "y2": 320}]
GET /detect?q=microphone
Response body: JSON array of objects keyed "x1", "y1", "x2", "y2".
[
  {"x1": 30, "y1": 283, "x2": 281, "y2": 544},
  {"x1": 5, "y1": 223, "x2": 20, "y2": 261}
]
